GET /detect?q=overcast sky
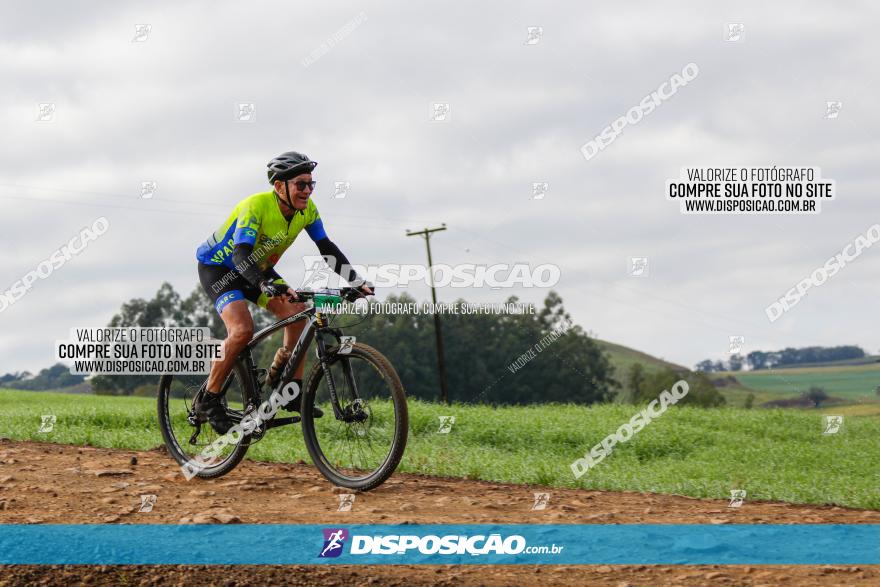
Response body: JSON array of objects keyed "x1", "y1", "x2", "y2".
[{"x1": 1, "y1": 1, "x2": 878, "y2": 375}]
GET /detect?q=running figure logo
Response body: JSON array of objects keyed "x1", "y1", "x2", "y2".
[
  {"x1": 725, "y1": 23, "x2": 744, "y2": 42},
  {"x1": 132, "y1": 24, "x2": 152, "y2": 42},
  {"x1": 138, "y1": 494, "x2": 157, "y2": 513},
  {"x1": 629, "y1": 257, "x2": 649, "y2": 277},
  {"x1": 531, "y1": 182, "x2": 548, "y2": 200},
  {"x1": 824, "y1": 101, "x2": 842, "y2": 119},
  {"x1": 531, "y1": 492, "x2": 550, "y2": 510},
  {"x1": 338, "y1": 336, "x2": 355, "y2": 355},
  {"x1": 437, "y1": 415, "x2": 456, "y2": 433},
  {"x1": 728, "y1": 489, "x2": 746, "y2": 508},
  {"x1": 38, "y1": 415, "x2": 56, "y2": 433},
  {"x1": 823, "y1": 415, "x2": 843, "y2": 435},
  {"x1": 141, "y1": 181, "x2": 158, "y2": 199},
  {"x1": 300, "y1": 256, "x2": 333, "y2": 289},
  {"x1": 333, "y1": 181, "x2": 351, "y2": 199},
  {"x1": 337, "y1": 494, "x2": 356, "y2": 512},
  {"x1": 430, "y1": 103, "x2": 450, "y2": 122},
  {"x1": 524, "y1": 26, "x2": 543, "y2": 45},
  {"x1": 36, "y1": 103, "x2": 56, "y2": 122},
  {"x1": 728, "y1": 335, "x2": 745, "y2": 354},
  {"x1": 319, "y1": 528, "x2": 350, "y2": 558}
]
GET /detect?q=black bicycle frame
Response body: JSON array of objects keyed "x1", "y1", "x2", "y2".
[{"x1": 243, "y1": 307, "x2": 346, "y2": 419}]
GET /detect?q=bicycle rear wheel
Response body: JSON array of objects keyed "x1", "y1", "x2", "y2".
[
  {"x1": 157, "y1": 360, "x2": 254, "y2": 479},
  {"x1": 301, "y1": 342, "x2": 408, "y2": 491}
]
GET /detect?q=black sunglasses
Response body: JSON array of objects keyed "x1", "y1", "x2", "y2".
[{"x1": 289, "y1": 180, "x2": 316, "y2": 191}]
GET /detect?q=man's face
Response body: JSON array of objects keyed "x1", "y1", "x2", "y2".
[{"x1": 276, "y1": 173, "x2": 314, "y2": 211}]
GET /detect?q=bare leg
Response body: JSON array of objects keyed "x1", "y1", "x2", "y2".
[{"x1": 206, "y1": 300, "x2": 254, "y2": 393}]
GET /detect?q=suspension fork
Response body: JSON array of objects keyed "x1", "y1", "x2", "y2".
[
  {"x1": 313, "y1": 312, "x2": 346, "y2": 419},
  {"x1": 315, "y1": 317, "x2": 364, "y2": 420}
]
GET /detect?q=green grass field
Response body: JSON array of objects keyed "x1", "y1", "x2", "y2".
[
  {"x1": 1, "y1": 388, "x2": 878, "y2": 509},
  {"x1": 724, "y1": 363, "x2": 880, "y2": 402}
]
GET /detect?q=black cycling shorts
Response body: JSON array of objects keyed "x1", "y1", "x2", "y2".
[{"x1": 198, "y1": 262, "x2": 268, "y2": 314}]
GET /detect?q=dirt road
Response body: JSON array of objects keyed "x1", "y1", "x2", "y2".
[{"x1": 0, "y1": 440, "x2": 877, "y2": 585}]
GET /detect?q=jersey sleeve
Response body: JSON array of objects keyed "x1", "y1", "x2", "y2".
[
  {"x1": 232, "y1": 202, "x2": 262, "y2": 247},
  {"x1": 304, "y1": 200, "x2": 328, "y2": 242}
]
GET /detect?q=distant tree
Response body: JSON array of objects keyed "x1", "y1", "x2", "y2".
[
  {"x1": 0, "y1": 371, "x2": 30, "y2": 385},
  {"x1": 744, "y1": 393, "x2": 755, "y2": 409},
  {"x1": 728, "y1": 354, "x2": 744, "y2": 372},
  {"x1": 622, "y1": 363, "x2": 647, "y2": 403},
  {"x1": 778, "y1": 347, "x2": 798, "y2": 366},
  {"x1": 747, "y1": 351, "x2": 768, "y2": 370},
  {"x1": 803, "y1": 386, "x2": 829, "y2": 408},
  {"x1": 695, "y1": 360, "x2": 715, "y2": 373},
  {"x1": 631, "y1": 367, "x2": 725, "y2": 408},
  {"x1": 5, "y1": 363, "x2": 84, "y2": 391},
  {"x1": 88, "y1": 286, "x2": 620, "y2": 405},
  {"x1": 344, "y1": 290, "x2": 620, "y2": 405},
  {"x1": 131, "y1": 384, "x2": 157, "y2": 397},
  {"x1": 713, "y1": 360, "x2": 726, "y2": 372}
]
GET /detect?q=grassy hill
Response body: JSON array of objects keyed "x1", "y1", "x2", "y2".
[{"x1": 595, "y1": 339, "x2": 687, "y2": 377}]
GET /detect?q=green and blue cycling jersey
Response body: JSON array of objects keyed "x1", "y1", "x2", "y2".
[
  {"x1": 196, "y1": 190, "x2": 357, "y2": 314},
  {"x1": 196, "y1": 190, "x2": 327, "y2": 271}
]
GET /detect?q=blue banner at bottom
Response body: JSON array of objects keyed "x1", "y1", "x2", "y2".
[{"x1": 0, "y1": 524, "x2": 877, "y2": 565}]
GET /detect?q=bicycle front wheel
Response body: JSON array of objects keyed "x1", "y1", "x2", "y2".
[{"x1": 301, "y1": 342, "x2": 408, "y2": 491}]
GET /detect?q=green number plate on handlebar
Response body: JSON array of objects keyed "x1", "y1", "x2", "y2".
[{"x1": 314, "y1": 294, "x2": 343, "y2": 308}]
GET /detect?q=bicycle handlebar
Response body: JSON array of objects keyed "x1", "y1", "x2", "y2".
[{"x1": 294, "y1": 287, "x2": 373, "y2": 303}]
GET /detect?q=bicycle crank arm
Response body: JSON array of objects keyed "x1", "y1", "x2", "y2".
[{"x1": 265, "y1": 416, "x2": 301, "y2": 428}]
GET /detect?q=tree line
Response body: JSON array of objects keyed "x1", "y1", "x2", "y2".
[
  {"x1": 6, "y1": 282, "x2": 725, "y2": 407},
  {"x1": 86, "y1": 284, "x2": 623, "y2": 404},
  {"x1": 696, "y1": 345, "x2": 866, "y2": 372},
  {"x1": 0, "y1": 364, "x2": 85, "y2": 391}
]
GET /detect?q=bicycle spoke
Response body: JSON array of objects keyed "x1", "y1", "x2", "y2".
[
  {"x1": 309, "y1": 350, "x2": 400, "y2": 481},
  {"x1": 160, "y1": 368, "x2": 248, "y2": 470}
]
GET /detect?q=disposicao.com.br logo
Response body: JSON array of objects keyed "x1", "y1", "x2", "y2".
[
  {"x1": 319, "y1": 528, "x2": 349, "y2": 558},
  {"x1": 318, "y1": 528, "x2": 563, "y2": 558}
]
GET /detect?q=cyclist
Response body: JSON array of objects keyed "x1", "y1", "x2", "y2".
[{"x1": 193, "y1": 151, "x2": 371, "y2": 434}]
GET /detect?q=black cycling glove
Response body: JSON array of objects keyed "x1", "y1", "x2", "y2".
[{"x1": 260, "y1": 280, "x2": 289, "y2": 298}]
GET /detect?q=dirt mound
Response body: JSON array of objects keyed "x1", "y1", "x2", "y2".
[{"x1": 0, "y1": 440, "x2": 877, "y2": 585}]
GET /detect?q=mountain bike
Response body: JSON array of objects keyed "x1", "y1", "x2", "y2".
[{"x1": 157, "y1": 288, "x2": 408, "y2": 491}]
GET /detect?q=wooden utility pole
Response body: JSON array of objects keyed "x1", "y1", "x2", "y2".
[{"x1": 406, "y1": 224, "x2": 449, "y2": 404}]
